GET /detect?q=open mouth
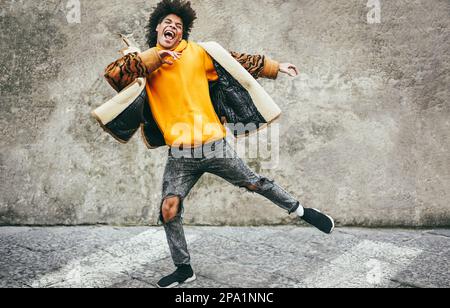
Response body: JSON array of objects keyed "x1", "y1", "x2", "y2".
[{"x1": 164, "y1": 29, "x2": 176, "y2": 40}]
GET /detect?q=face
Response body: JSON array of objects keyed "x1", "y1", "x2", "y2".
[{"x1": 156, "y1": 14, "x2": 184, "y2": 50}]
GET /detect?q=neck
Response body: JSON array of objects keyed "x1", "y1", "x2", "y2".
[
  {"x1": 157, "y1": 40, "x2": 188, "y2": 53},
  {"x1": 157, "y1": 41, "x2": 181, "y2": 51}
]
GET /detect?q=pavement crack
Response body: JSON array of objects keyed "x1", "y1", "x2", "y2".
[
  {"x1": 210, "y1": 232, "x2": 296, "y2": 254},
  {"x1": 389, "y1": 279, "x2": 424, "y2": 289},
  {"x1": 16, "y1": 244, "x2": 55, "y2": 254},
  {"x1": 334, "y1": 230, "x2": 358, "y2": 237},
  {"x1": 425, "y1": 232, "x2": 450, "y2": 239},
  {"x1": 97, "y1": 247, "x2": 120, "y2": 258},
  {"x1": 129, "y1": 275, "x2": 154, "y2": 287},
  {"x1": 195, "y1": 273, "x2": 234, "y2": 288},
  {"x1": 21, "y1": 282, "x2": 33, "y2": 288}
]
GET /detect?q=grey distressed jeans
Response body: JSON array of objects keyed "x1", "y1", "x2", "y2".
[{"x1": 160, "y1": 139, "x2": 300, "y2": 266}]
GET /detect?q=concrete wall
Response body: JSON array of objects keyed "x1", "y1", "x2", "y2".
[{"x1": 0, "y1": 0, "x2": 449, "y2": 227}]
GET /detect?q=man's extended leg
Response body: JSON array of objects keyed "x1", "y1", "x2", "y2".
[{"x1": 206, "y1": 141, "x2": 334, "y2": 234}]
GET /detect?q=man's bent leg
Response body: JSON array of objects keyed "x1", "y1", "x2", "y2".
[
  {"x1": 206, "y1": 141, "x2": 334, "y2": 234},
  {"x1": 206, "y1": 142, "x2": 300, "y2": 214},
  {"x1": 244, "y1": 177, "x2": 301, "y2": 214}
]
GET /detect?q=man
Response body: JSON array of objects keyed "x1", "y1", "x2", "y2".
[{"x1": 103, "y1": 0, "x2": 334, "y2": 288}]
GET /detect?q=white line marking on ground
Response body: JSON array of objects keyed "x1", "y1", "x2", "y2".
[
  {"x1": 303, "y1": 240, "x2": 422, "y2": 288},
  {"x1": 32, "y1": 230, "x2": 197, "y2": 288}
]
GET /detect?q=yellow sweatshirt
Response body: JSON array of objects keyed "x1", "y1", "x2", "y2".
[{"x1": 145, "y1": 40, "x2": 226, "y2": 147}]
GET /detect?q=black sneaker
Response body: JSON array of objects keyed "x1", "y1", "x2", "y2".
[
  {"x1": 302, "y1": 208, "x2": 335, "y2": 234},
  {"x1": 157, "y1": 264, "x2": 197, "y2": 288}
]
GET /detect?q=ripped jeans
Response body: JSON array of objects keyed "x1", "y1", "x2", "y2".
[{"x1": 160, "y1": 139, "x2": 300, "y2": 266}]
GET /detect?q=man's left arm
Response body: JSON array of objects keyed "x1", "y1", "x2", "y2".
[{"x1": 230, "y1": 51, "x2": 299, "y2": 79}]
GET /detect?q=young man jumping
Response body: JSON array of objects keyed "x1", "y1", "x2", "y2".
[{"x1": 102, "y1": 0, "x2": 334, "y2": 288}]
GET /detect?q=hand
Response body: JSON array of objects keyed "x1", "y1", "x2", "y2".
[
  {"x1": 279, "y1": 63, "x2": 299, "y2": 77},
  {"x1": 158, "y1": 50, "x2": 182, "y2": 65},
  {"x1": 120, "y1": 46, "x2": 141, "y2": 56}
]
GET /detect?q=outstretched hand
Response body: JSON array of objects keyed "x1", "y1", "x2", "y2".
[
  {"x1": 158, "y1": 50, "x2": 182, "y2": 65},
  {"x1": 279, "y1": 63, "x2": 299, "y2": 77}
]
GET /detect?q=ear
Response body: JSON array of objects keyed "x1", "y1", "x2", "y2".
[{"x1": 156, "y1": 23, "x2": 161, "y2": 32}]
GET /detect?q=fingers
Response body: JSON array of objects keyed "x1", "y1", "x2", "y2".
[
  {"x1": 160, "y1": 51, "x2": 182, "y2": 65},
  {"x1": 167, "y1": 51, "x2": 181, "y2": 60},
  {"x1": 290, "y1": 65, "x2": 299, "y2": 76},
  {"x1": 280, "y1": 63, "x2": 299, "y2": 77},
  {"x1": 282, "y1": 67, "x2": 297, "y2": 77},
  {"x1": 286, "y1": 64, "x2": 299, "y2": 77},
  {"x1": 161, "y1": 50, "x2": 182, "y2": 60},
  {"x1": 283, "y1": 65, "x2": 299, "y2": 77},
  {"x1": 172, "y1": 51, "x2": 182, "y2": 60}
]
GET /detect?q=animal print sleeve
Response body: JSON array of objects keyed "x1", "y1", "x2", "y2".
[
  {"x1": 104, "y1": 52, "x2": 147, "y2": 92},
  {"x1": 230, "y1": 51, "x2": 280, "y2": 80}
]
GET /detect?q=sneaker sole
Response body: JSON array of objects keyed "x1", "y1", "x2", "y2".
[
  {"x1": 157, "y1": 274, "x2": 197, "y2": 289},
  {"x1": 312, "y1": 208, "x2": 335, "y2": 234}
]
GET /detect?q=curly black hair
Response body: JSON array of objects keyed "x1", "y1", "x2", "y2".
[{"x1": 146, "y1": 0, "x2": 197, "y2": 48}]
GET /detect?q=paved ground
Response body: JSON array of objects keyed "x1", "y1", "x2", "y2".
[{"x1": 0, "y1": 226, "x2": 449, "y2": 288}]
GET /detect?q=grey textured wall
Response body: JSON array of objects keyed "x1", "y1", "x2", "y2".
[{"x1": 1, "y1": 0, "x2": 449, "y2": 227}]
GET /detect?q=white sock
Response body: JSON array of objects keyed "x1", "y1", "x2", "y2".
[{"x1": 296, "y1": 205, "x2": 305, "y2": 217}]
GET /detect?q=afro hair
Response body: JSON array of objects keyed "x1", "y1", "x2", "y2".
[{"x1": 146, "y1": 0, "x2": 197, "y2": 48}]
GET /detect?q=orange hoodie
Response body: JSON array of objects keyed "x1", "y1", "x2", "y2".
[{"x1": 146, "y1": 40, "x2": 226, "y2": 147}]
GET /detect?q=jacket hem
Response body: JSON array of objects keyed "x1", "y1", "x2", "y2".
[{"x1": 91, "y1": 110, "x2": 135, "y2": 144}]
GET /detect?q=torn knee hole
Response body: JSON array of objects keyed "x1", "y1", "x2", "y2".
[
  {"x1": 161, "y1": 196, "x2": 181, "y2": 223},
  {"x1": 245, "y1": 184, "x2": 259, "y2": 192},
  {"x1": 163, "y1": 195, "x2": 180, "y2": 205},
  {"x1": 243, "y1": 178, "x2": 274, "y2": 192}
]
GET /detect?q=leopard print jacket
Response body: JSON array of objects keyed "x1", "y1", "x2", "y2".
[{"x1": 104, "y1": 51, "x2": 268, "y2": 92}]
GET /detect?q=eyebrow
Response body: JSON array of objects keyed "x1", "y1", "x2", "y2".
[{"x1": 164, "y1": 18, "x2": 183, "y2": 27}]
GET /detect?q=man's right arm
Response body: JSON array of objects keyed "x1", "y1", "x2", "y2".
[{"x1": 104, "y1": 48, "x2": 163, "y2": 92}]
